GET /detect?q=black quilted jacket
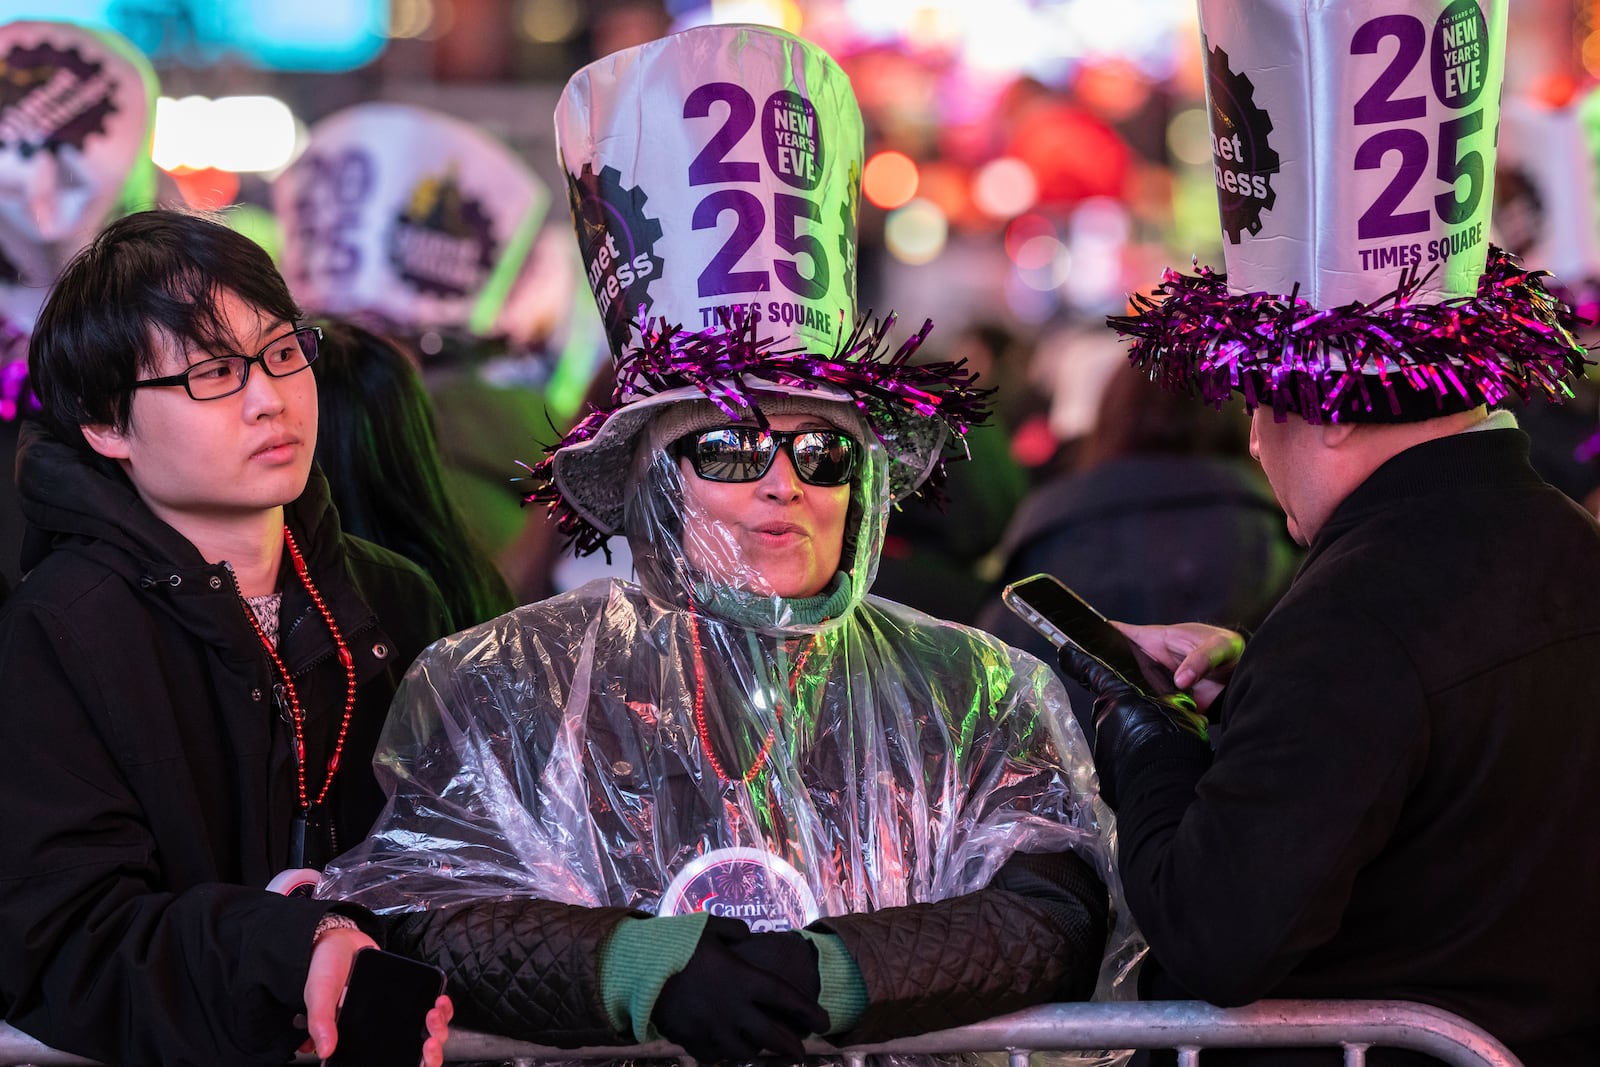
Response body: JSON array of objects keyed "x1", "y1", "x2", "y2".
[{"x1": 387, "y1": 848, "x2": 1107, "y2": 1048}]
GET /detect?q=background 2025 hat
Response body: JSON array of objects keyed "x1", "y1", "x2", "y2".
[
  {"x1": 527, "y1": 23, "x2": 988, "y2": 556},
  {"x1": 0, "y1": 19, "x2": 157, "y2": 420},
  {"x1": 272, "y1": 102, "x2": 549, "y2": 338},
  {"x1": 1112, "y1": 0, "x2": 1587, "y2": 423}
]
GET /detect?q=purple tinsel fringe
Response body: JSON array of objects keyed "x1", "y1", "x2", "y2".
[
  {"x1": 517, "y1": 308, "x2": 992, "y2": 558},
  {"x1": 0, "y1": 318, "x2": 33, "y2": 424},
  {"x1": 1577, "y1": 428, "x2": 1600, "y2": 465},
  {"x1": 1107, "y1": 246, "x2": 1590, "y2": 423}
]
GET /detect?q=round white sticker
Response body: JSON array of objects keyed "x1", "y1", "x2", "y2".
[{"x1": 658, "y1": 846, "x2": 819, "y2": 932}]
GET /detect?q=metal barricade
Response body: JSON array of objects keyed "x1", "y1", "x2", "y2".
[{"x1": 0, "y1": 1000, "x2": 1522, "y2": 1067}]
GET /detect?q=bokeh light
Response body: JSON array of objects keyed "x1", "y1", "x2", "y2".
[
  {"x1": 972, "y1": 157, "x2": 1038, "y2": 219},
  {"x1": 1014, "y1": 234, "x2": 1064, "y2": 274},
  {"x1": 153, "y1": 96, "x2": 301, "y2": 173},
  {"x1": 1004, "y1": 213, "x2": 1056, "y2": 263},
  {"x1": 913, "y1": 161, "x2": 975, "y2": 227},
  {"x1": 884, "y1": 198, "x2": 949, "y2": 265},
  {"x1": 518, "y1": 0, "x2": 583, "y2": 42},
  {"x1": 1063, "y1": 196, "x2": 1132, "y2": 310},
  {"x1": 388, "y1": 0, "x2": 435, "y2": 38},
  {"x1": 1586, "y1": 29, "x2": 1600, "y2": 79},
  {"x1": 707, "y1": 0, "x2": 804, "y2": 32},
  {"x1": 863, "y1": 150, "x2": 920, "y2": 209},
  {"x1": 1166, "y1": 107, "x2": 1213, "y2": 166}
]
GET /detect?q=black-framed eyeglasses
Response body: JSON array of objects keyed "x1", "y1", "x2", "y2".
[
  {"x1": 673, "y1": 426, "x2": 859, "y2": 487},
  {"x1": 132, "y1": 325, "x2": 322, "y2": 401}
]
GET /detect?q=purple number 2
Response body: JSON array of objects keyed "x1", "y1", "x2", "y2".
[{"x1": 1351, "y1": 14, "x2": 1430, "y2": 240}]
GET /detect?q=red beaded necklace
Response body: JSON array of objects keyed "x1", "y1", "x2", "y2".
[
  {"x1": 685, "y1": 599, "x2": 819, "y2": 784},
  {"x1": 236, "y1": 525, "x2": 358, "y2": 817}
]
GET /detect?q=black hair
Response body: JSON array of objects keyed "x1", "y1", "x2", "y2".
[
  {"x1": 311, "y1": 318, "x2": 515, "y2": 628},
  {"x1": 27, "y1": 209, "x2": 299, "y2": 443}
]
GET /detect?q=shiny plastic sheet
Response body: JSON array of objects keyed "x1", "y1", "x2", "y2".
[{"x1": 321, "y1": 398, "x2": 1140, "y2": 1029}]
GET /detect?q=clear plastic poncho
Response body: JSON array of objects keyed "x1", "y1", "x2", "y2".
[{"x1": 320, "y1": 403, "x2": 1140, "y2": 1012}]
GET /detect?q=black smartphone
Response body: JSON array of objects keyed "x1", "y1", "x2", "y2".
[
  {"x1": 1001, "y1": 573, "x2": 1180, "y2": 698},
  {"x1": 323, "y1": 948, "x2": 446, "y2": 1067}
]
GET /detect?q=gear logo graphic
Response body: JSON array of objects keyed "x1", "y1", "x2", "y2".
[
  {"x1": 838, "y1": 158, "x2": 859, "y2": 300},
  {"x1": 566, "y1": 163, "x2": 665, "y2": 352},
  {"x1": 387, "y1": 166, "x2": 497, "y2": 299},
  {"x1": 1205, "y1": 39, "x2": 1279, "y2": 243},
  {"x1": 0, "y1": 43, "x2": 119, "y2": 158}
]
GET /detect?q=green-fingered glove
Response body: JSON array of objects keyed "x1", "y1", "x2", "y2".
[{"x1": 1057, "y1": 643, "x2": 1211, "y2": 809}]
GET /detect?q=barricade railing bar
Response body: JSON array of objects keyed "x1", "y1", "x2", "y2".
[{"x1": 0, "y1": 1000, "x2": 1523, "y2": 1067}]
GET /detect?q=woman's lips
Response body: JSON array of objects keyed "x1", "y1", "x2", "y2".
[{"x1": 750, "y1": 521, "x2": 807, "y2": 542}]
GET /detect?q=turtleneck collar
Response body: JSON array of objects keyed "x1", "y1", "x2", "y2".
[{"x1": 691, "y1": 571, "x2": 853, "y2": 629}]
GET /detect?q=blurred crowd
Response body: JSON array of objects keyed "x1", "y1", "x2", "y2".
[
  {"x1": 4, "y1": 2, "x2": 1600, "y2": 623},
  {"x1": 3, "y1": 5, "x2": 1600, "y2": 1066}
]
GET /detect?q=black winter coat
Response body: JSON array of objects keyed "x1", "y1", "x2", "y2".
[
  {"x1": 1117, "y1": 428, "x2": 1600, "y2": 1067},
  {"x1": 0, "y1": 422, "x2": 452, "y2": 1067}
]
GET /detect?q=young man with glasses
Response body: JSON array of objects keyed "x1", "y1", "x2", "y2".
[{"x1": 0, "y1": 210, "x2": 453, "y2": 1066}]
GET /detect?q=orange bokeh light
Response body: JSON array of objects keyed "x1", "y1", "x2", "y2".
[
  {"x1": 167, "y1": 166, "x2": 241, "y2": 212},
  {"x1": 863, "y1": 150, "x2": 920, "y2": 210}
]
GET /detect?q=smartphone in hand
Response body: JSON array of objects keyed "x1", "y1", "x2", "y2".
[
  {"x1": 323, "y1": 948, "x2": 445, "y2": 1067},
  {"x1": 1001, "y1": 573, "x2": 1180, "y2": 699}
]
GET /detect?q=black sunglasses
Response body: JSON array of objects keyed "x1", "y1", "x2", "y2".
[
  {"x1": 672, "y1": 426, "x2": 859, "y2": 487},
  {"x1": 132, "y1": 325, "x2": 322, "y2": 401}
]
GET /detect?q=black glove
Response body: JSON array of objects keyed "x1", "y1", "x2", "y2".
[
  {"x1": 652, "y1": 916, "x2": 829, "y2": 1062},
  {"x1": 725, "y1": 929, "x2": 823, "y2": 1006},
  {"x1": 1056, "y1": 643, "x2": 1211, "y2": 809}
]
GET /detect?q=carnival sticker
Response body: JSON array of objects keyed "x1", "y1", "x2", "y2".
[
  {"x1": 388, "y1": 167, "x2": 498, "y2": 299},
  {"x1": 1204, "y1": 38, "x2": 1279, "y2": 243},
  {"x1": 0, "y1": 41, "x2": 120, "y2": 157},
  {"x1": 566, "y1": 162, "x2": 665, "y2": 353},
  {"x1": 658, "y1": 846, "x2": 820, "y2": 932}
]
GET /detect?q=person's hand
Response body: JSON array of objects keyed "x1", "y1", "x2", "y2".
[
  {"x1": 652, "y1": 916, "x2": 828, "y2": 1061},
  {"x1": 1057, "y1": 643, "x2": 1212, "y2": 809},
  {"x1": 301, "y1": 926, "x2": 455, "y2": 1066},
  {"x1": 725, "y1": 929, "x2": 823, "y2": 1012},
  {"x1": 1113, "y1": 621, "x2": 1244, "y2": 712},
  {"x1": 419, "y1": 995, "x2": 453, "y2": 1067}
]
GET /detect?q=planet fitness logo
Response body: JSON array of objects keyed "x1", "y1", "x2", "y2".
[
  {"x1": 1205, "y1": 38, "x2": 1279, "y2": 244},
  {"x1": 0, "y1": 42, "x2": 121, "y2": 158},
  {"x1": 387, "y1": 167, "x2": 497, "y2": 299},
  {"x1": 566, "y1": 163, "x2": 665, "y2": 353},
  {"x1": 659, "y1": 847, "x2": 819, "y2": 932}
]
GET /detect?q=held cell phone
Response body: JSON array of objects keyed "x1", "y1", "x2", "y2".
[
  {"x1": 323, "y1": 948, "x2": 445, "y2": 1067},
  {"x1": 1001, "y1": 573, "x2": 1180, "y2": 698}
]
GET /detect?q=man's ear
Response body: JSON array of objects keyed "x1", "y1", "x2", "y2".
[
  {"x1": 1319, "y1": 420, "x2": 1358, "y2": 450},
  {"x1": 81, "y1": 422, "x2": 132, "y2": 461}
]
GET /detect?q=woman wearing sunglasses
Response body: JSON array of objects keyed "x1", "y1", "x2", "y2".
[{"x1": 318, "y1": 22, "x2": 1129, "y2": 1064}]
